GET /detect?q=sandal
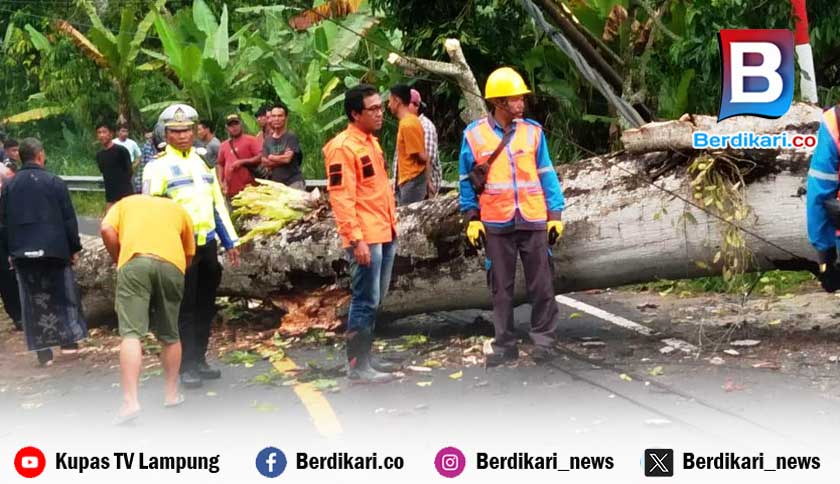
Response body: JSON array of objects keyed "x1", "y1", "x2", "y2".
[
  {"x1": 164, "y1": 393, "x2": 185, "y2": 408},
  {"x1": 113, "y1": 409, "x2": 140, "y2": 426}
]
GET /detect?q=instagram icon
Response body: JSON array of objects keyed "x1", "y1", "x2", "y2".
[{"x1": 435, "y1": 447, "x2": 466, "y2": 478}]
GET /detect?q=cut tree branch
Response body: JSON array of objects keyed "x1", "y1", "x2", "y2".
[
  {"x1": 621, "y1": 103, "x2": 821, "y2": 153},
  {"x1": 388, "y1": 38, "x2": 487, "y2": 124}
]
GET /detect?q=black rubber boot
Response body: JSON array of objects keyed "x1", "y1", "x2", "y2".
[
  {"x1": 485, "y1": 347, "x2": 519, "y2": 368},
  {"x1": 532, "y1": 345, "x2": 561, "y2": 365},
  {"x1": 346, "y1": 329, "x2": 395, "y2": 384},
  {"x1": 180, "y1": 366, "x2": 203, "y2": 389},
  {"x1": 366, "y1": 321, "x2": 399, "y2": 372},
  {"x1": 369, "y1": 355, "x2": 400, "y2": 373},
  {"x1": 196, "y1": 360, "x2": 221, "y2": 380}
]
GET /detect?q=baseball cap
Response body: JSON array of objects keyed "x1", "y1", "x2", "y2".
[
  {"x1": 410, "y1": 89, "x2": 422, "y2": 106},
  {"x1": 225, "y1": 114, "x2": 242, "y2": 124}
]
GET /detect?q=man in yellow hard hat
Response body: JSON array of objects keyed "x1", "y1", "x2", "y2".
[
  {"x1": 143, "y1": 103, "x2": 240, "y2": 388},
  {"x1": 458, "y1": 67, "x2": 566, "y2": 367}
]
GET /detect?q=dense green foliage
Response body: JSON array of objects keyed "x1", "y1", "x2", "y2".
[{"x1": 1, "y1": 0, "x2": 839, "y2": 186}]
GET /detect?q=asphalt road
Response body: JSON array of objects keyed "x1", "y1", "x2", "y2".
[
  {"x1": 0, "y1": 217, "x2": 824, "y2": 482},
  {"x1": 1, "y1": 296, "x2": 839, "y2": 483}
]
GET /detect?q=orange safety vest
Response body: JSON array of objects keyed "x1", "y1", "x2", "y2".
[{"x1": 464, "y1": 119, "x2": 547, "y2": 224}]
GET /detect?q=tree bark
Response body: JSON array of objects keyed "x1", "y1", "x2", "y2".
[
  {"x1": 76, "y1": 147, "x2": 816, "y2": 325},
  {"x1": 621, "y1": 103, "x2": 822, "y2": 153}
]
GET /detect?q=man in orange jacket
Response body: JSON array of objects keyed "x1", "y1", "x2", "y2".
[
  {"x1": 459, "y1": 67, "x2": 566, "y2": 367},
  {"x1": 323, "y1": 84, "x2": 398, "y2": 384}
]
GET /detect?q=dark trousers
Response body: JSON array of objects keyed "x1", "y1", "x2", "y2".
[
  {"x1": 485, "y1": 230, "x2": 558, "y2": 351},
  {"x1": 179, "y1": 239, "x2": 222, "y2": 371},
  {"x1": 0, "y1": 245, "x2": 21, "y2": 323}
]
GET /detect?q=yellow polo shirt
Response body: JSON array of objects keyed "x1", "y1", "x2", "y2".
[{"x1": 102, "y1": 195, "x2": 196, "y2": 273}]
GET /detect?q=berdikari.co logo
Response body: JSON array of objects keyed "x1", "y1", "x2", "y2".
[{"x1": 718, "y1": 29, "x2": 794, "y2": 121}]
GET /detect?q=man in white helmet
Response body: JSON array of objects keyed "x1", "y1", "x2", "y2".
[{"x1": 142, "y1": 103, "x2": 240, "y2": 388}]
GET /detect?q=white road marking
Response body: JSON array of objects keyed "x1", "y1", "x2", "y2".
[
  {"x1": 555, "y1": 295, "x2": 700, "y2": 352},
  {"x1": 555, "y1": 294, "x2": 654, "y2": 336}
]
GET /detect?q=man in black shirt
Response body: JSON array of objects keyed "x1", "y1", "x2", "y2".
[
  {"x1": 0, "y1": 138, "x2": 86, "y2": 365},
  {"x1": 95, "y1": 123, "x2": 134, "y2": 210},
  {"x1": 261, "y1": 103, "x2": 305, "y2": 190}
]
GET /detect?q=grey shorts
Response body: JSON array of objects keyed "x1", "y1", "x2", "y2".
[{"x1": 397, "y1": 172, "x2": 427, "y2": 206}]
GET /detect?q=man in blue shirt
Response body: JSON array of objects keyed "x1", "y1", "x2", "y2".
[
  {"x1": 807, "y1": 105, "x2": 840, "y2": 291},
  {"x1": 459, "y1": 67, "x2": 565, "y2": 367}
]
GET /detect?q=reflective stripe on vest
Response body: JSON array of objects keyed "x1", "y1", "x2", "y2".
[{"x1": 465, "y1": 119, "x2": 547, "y2": 224}]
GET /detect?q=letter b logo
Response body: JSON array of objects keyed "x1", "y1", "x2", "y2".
[{"x1": 718, "y1": 29, "x2": 793, "y2": 121}]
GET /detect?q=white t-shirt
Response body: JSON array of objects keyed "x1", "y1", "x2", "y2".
[{"x1": 113, "y1": 137, "x2": 142, "y2": 163}]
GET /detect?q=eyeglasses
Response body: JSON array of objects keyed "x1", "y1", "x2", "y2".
[{"x1": 363, "y1": 104, "x2": 383, "y2": 113}]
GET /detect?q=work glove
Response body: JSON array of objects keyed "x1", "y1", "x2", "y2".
[
  {"x1": 466, "y1": 220, "x2": 486, "y2": 250},
  {"x1": 547, "y1": 220, "x2": 564, "y2": 246},
  {"x1": 817, "y1": 249, "x2": 840, "y2": 293}
]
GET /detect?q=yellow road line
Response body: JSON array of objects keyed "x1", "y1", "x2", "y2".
[{"x1": 273, "y1": 357, "x2": 343, "y2": 438}]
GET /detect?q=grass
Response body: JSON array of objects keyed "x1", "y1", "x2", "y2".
[
  {"x1": 70, "y1": 192, "x2": 106, "y2": 217},
  {"x1": 625, "y1": 270, "x2": 816, "y2": 298}
]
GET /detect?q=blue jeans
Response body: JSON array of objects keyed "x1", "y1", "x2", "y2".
[{"x1": 346, "y1": 241, "x2": 397, "y2": 332}]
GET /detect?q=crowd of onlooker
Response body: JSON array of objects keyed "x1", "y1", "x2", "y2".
[
  {"x1": 0, "y1": 83, "x2": 442, "y2": 422},
  {"x1": 86, "y1": 88, "x2": 441, "y2": 209}
]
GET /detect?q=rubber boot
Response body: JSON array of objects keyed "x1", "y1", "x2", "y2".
[
  {"x1": 346, "y1": 329, "x2": 395, "y2": 384},
  {"x1": 369, "y1": 356, "x2": 400, "y2": 373},
  {"x1": 366, "y1": 321, "x2": 399, "y2": 372}
]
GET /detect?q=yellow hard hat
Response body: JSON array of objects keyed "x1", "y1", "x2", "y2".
[{"x1": 484, "y1": 67, "x2": 531, "y2": 99}]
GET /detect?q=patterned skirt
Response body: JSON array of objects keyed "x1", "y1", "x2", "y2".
[{"x1": 14, "y1": 259, "x2": 87, "y2": 351}]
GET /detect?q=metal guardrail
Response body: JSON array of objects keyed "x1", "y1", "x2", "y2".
[
  {"x1": 62, "y1": 176, "x2": 457, "y2": 193},
  {"x1": 62, "y1": 175, "x2": 106, "y2": 192}
]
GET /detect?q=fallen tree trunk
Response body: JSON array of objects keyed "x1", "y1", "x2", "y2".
[
  {"x1": 621, "y1": 103, "x2": 822, "y2": 153},
  {"x1": 76, "y1": 145, "x2": 816, "y2": 325}
]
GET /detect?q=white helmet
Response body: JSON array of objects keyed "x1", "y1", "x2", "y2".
[{"x1": 159, "y1": 103, "x2": 198, "y2": 130}]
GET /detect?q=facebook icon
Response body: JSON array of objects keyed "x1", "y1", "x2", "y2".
[{"x1": 256, "y1": 447, "x2": 287, "y2": 478}]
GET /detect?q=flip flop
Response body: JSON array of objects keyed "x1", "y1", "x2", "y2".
[
  {"x1": 164, "y1": 393, "x2": 185, "y2": 408},
  {"x1": 113, "y1": 409, "x2": 140, "y2": 426}
]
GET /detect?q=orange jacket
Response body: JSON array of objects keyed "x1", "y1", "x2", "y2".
[
  {"x1": 323, "y1": 124, "x2": 397, "y2": 248},
  {"x1": 464, "y1": 119, "x2": 548, "y2": 224}
]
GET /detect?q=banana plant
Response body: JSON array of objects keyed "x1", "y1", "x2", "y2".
[
  {"x1": 54, "y1": 0, "x2": 166, "y2": 127},
  {"x1": 270, "y1": 59, "x2": 346, "y2": 134},
  {"x1": 251, "y1": 1, "x2": 384, "y2": 136},
  {"x1": 150, "y1": 0, "x2": 266, "y2": 123}
]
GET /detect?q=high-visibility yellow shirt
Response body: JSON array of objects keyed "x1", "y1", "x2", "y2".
[{"x1": 142, "y1": 145, "x2": 239, "y2": 249}]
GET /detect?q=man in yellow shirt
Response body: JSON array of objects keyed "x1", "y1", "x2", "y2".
[
  {"x1": 389, "y1": 84, "x2": 429, "y2": 205},
  {"x1": 101, "y1": 195, "x2": 196, "y2": 424}
]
